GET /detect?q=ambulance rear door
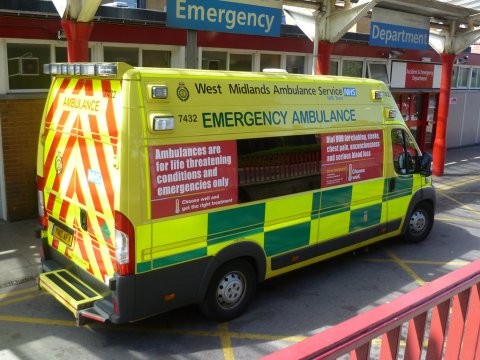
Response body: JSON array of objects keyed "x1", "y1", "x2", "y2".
[{"x1": 41, "y1": 74, "x2": 123, "y2": 286}]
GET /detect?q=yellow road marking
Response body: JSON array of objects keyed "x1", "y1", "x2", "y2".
[
  {"x1": 219, "y1": 323, "x2": 235, "y2": 360},
  {"x1": 436, "y1": 217, "x2": 477, "y2": 222},
  {"x1": 0, "y1": 314, "x2": 308, "y2": 343},
  {"x1": 0, "y1": 293, "x2": 46, "y2": 306},
  {"x1": 437, "y1": 191, "x2": 480, "y2": 217},
  {"x1": 384, "y1": 249, "x2": 425, "y2": 286},
  {"x1": 438, "y1": 192, "x2": 480, "y2": 195},
  {"x1": 435, "y1": 176, "x2": 480, "y2": 191},
  {"x1": 365, "y1": 258, "x2": 469, "y2": 267},
  {"x1": 0, "y1": 314, "x2": 76, "y2": 327},
  {"x1": 0, "y1": 286, "x2": 38, "y2": 300}
]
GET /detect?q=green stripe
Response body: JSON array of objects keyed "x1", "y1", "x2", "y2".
[
  {"x1": 311, "y1": 192, "x2": 321, "y2": 220},
  {"x1": 383, "y1": 176, "x2": 413, "y2": 201},
  {"x1": 349, "y1": 203, "x2": 382, "y2": 233},
  {"x1": 264, "y1": 222, "x2": 311, "y2": 256},
  {"x1": 207, "y1": 226, "x2": 263, "y2": 245},
  {"x1": 152, "y1": 247, "x2": 207, "y2": 269},
  {"x1": 137, "y1": 261, "x2": 151, "y2": 273},
  {"x1": 320, "y1": 186, "x2": 352, "y2": 218},
  {"x1": 207, "y1": 203, "x2": 265, "y2": 244}
]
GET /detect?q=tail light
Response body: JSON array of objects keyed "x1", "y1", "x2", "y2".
[
  {"x1": 37, "y1": 176, "x2": 48, "y2": 229},
  {"x1": 114, "y1": 211, "x2": 135, "y2": 276}
]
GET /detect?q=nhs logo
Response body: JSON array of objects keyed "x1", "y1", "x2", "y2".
[{"x1": 343, "y1": 88, "x2": 357, "y2": 97}]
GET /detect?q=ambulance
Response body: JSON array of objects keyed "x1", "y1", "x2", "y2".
[{"x1": 36, "y1": 62, "x2": 435, "y2": 324}]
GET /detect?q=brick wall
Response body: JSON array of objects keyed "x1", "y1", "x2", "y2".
[{"x1": 0, "y1": 97, "x2": 46, "y2": 221}]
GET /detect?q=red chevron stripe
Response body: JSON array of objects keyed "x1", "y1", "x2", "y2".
[
  {"x1": 72, "y1": 173, "x2": 94, "y2": 275},
  {"x1": 101, "y1": 80, "x2": 119, "y2": 140},
  {"x1": 89, "y1": 220, "x2": 108, "y2": 278},
  {"x1": 46, "y1": 192, "x2": 56, "y2": 215},
  {"x1": 77, "y1": 137, "x2": 104, "y2": 214},
  {"x1": 72, "y1": 79, "x2": 86, "y2": 95},
  {"x1": 73, "y1": 228, "x2": 93, "y2": 274},
  {"x1": 87, "y1": 114, "x2": 115, "y2": 210},
  {"x1": 48, "y1": 134, "x2": 77, "y2": 195},
  {"x1": 45, "y1": 78, "x2": 70, "y2": 129},
  {"x1": 83, "y1": 79, "x2": 94, "y2": 96},
  {"x1": 58, "y1": 171, "x2": 76, "y2": 222},
  {"x1": 44, "y1": 111, "x2": 72, "y2": 180}
]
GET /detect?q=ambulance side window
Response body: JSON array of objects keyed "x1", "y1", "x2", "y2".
[
  {"x1": 392, "y1": 129, "x2": 419, "y2": 175},
  {"x1": 237, "y1": 134, "x2": 321, "y2": 203}
]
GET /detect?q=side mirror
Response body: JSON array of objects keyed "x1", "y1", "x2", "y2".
[{"x1": 419, "y1": 152, "x2": 432, "y2": 176}]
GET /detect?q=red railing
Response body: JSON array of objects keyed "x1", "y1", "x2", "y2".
[{"x1": 262, "y1": 259, "x2": 480, "y2": 360}]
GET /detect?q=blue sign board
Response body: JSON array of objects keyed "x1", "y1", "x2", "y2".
[
  {"x1": 369, "y1": 8, "x2": 430, "y2": 50},
  {"x1": 167, "y1": 0, "x2": 283, "y2": 37}
]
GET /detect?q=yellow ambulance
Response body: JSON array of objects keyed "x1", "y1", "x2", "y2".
[{"x1": 37, "y1": 62, "x2": 435, "y2": 324}]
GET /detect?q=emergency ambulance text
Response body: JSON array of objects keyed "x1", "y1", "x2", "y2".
[{"x1": 202, "y1": 109, "x2": 357, "y2": 128}]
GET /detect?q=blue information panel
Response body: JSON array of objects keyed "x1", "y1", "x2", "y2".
[
  {"x1": 369, "y1": 22, "x2": 429, "y2": 50},
  {"x1": 167, "y1": 0, "x2": 282, "y2": 37}
]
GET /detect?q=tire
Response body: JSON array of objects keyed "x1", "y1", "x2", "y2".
[
  {"x1": 403, "y1": 202, "x2": 434, "y2": 243},
  {"x1": 199, "y1": 259, "x2": 256, "y2": 322}
]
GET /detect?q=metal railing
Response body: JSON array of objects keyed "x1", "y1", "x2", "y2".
[{"x1": 262, "y1": 259, "x2": 480, "y2": 360}]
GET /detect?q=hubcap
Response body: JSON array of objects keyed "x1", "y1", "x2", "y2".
[
  {"x1": 216, "y1": 271, "x2": 246, "y2": 310},
  {"x1": 409, "y1": 210, "x2": 427, "y2": 234}
]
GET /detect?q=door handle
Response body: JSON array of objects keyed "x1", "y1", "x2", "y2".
[
  {"x1": 389, "y1": 178, "x2": 396, "y2": 192},
  {"x1": 80, "y1": 209, "x2": 88, "y2": 231}
]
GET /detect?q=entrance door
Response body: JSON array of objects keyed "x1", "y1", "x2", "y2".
[
  {"x1": 423, "y1": 94, "x2": 438, "y2": 151},
  {"x1": 394, "y1": 92, "x2": 432, "y2": 152}
]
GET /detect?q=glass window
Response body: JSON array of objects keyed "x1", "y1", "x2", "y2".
[
  {"x1": 7, "y1": 43, "x2": 51, "y2": 90},
  {"x1": 286, "y1": 55, "x2": 305, "y2": 74},
  {"x1": 411, "y1": 94, "x2": 422, "y2": 121},
  {"x1": 342, "y1": 59, "x2": 363, "y2": 77},
  {"x1": 202, "y1": 51, "x2": 227, "y2": 70},
  {"x1": 367, "y1": 62, "x2": 389, "y2": 84},
  {"x1": 55, "y1": 47, "x2": 68, "y2": 62},
  {"x1": 470, "y1": 68, "x2": 480, "y2": 88},
  {"x1": 143, "y1": 50, "x2": 171, "y2": 67},
  {"x1": 230, "y1": 53, "x2": 252, "y2": 71},
  {"x1": 329, "y1": 60, "x2": 339, "y2": 75},
  {"x1": 104, "y1": 47, "x2": 139, "y2": 66},
  {"x1": 457, "y1": 67, "x2": 469, "y2": 88},
  {"x1": 237, "y1": 135, "x2": 321, "y2": 202},
  {"x1": 54, "y1": 47, "x2": 91, "y2": 62},
  {"x1": 451, "y1": 66, "x2": 458, "y2": 88},
  {"x1": 260, "y1": 54, "x2": 281, "y2": 71},
  {"x1": 391, "y1": 129, "x2": 419, "y2": 175}
]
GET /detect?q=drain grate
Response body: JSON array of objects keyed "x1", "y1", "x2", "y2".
[{"x1": 0, "y1": 274, "x2": 38, "y2": 289}]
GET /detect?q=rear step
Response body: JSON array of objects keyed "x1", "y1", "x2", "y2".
[{"x1": 39, "y1": 269, "x2": 108, "y2": 325}]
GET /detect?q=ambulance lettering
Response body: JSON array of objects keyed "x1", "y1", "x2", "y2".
[{"x1": 59, "y1": 93, "x2": 108, "y2": 114}]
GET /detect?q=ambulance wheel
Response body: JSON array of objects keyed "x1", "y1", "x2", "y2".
[
  {"x1": 199, "y1": 259, "x2": 256, "y2": 322},
  {"x1": 403, "y1": 202, "x2": 434, "y2": 243}
]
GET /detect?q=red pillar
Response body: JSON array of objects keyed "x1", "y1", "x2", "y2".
[
  {"x1": 316, "y1": 41, "x2": 333, "y2": 75},
  {"x1": 61, "y1": 20, "x2": 94, "y2": 62},
  {"x1": 432, "y1": 53, "x2": 455, "y2": 176}
]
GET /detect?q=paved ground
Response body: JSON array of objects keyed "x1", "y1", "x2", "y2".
[{"x1": 0, "y1": 145, "x2": 479, "y2": 359}]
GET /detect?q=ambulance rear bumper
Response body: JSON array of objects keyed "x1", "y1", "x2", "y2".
[
  {"x1": 39, "y1": 258, "x2": 138, "y2": 325},
  {"x1": 38, "y1": 266, "x2": 108, "y2": 324}
]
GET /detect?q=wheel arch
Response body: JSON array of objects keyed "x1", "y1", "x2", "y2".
[
  {"x1": 196, "y1": 241, "x2": 267, "y2": 301},
  {"x1": 401, "y1": 186, "x2": 436, "y2": 236}
]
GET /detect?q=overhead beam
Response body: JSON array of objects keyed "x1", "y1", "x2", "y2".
[{"x1": 327, "y1": 0, "x2": 378, "y2": 42}]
